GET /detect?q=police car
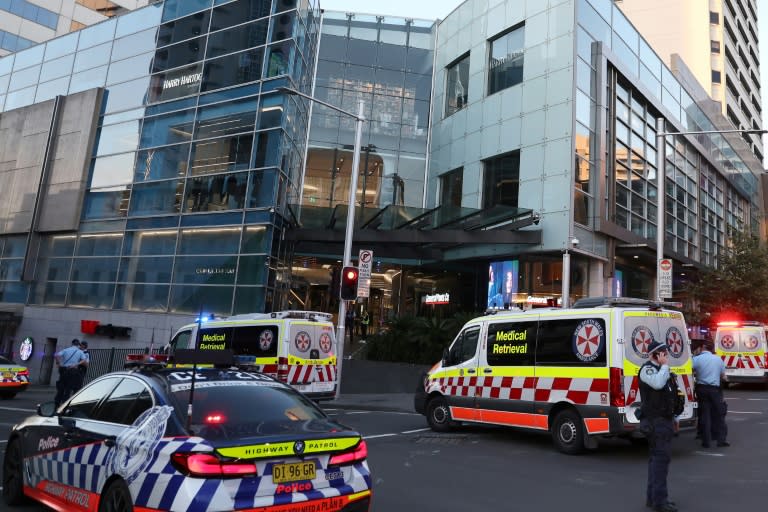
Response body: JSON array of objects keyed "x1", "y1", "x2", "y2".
[
  {"x1": 0, "y1": 355, "x2": 29, "y2": 400},
  {"x1": 2, "y1": 355, "x2": 372, "y2": 512}
]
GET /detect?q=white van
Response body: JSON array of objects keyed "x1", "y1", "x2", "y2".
[
  {"x1": 414, "y1": 297, "x2": 697, "y2": 453},
  {"x1": 167, "y1": 311, "x2": 337, "y2": 400},
  {"x1": 713, "y1": 320, "x2": 768, "y2": 385}
]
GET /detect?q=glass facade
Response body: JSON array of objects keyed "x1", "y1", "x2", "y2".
[
  {"x1": 0, "y1": 0, "x2": 320, "y2": 316},
  {"x1": 0, "y1": 0, "x2": 59, "y2": 30},
  {"x1": 305, "y1": 12, "x2": 435, "y2": 212}
]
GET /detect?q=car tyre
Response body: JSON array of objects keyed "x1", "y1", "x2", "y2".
[
  {"x1": 551, "y1": 409, "x2": 585, "y2": 455},
  {"x1": 99, "y1": 478, "x2": 133, "y2": 512},
  {"x1": 426, "y1": 396, "x2": 453, "y2": 432},
  {"x1": 3, "y1": 439, "x2": 27, "y2": 505}
]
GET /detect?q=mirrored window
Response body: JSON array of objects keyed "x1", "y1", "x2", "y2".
[
  {"x1": 74, "y1": 42, "x2": 112, "y2": 73},
  {"x1": 4, "y1": 86, "x2": 36, "y2": 110},
  {"x1": 129, "y1": 180, "x2": 183, "y2": 216},
  {"x1": 162, "y1": 0, "x2": 211, "y2": 23},
  {"x1": 122, "y1": 229, "x2": 178, "y2": 256},
  {"x1": 169, "y1": 284, "x2": 232, "y2": 315},
  {"x1": 107, "y1": 52, "x2": 154, "y2": 85},
  {"x1": 114, "y1": 283, "x2": 169, "y2": 312},
  {"x1": 118, "y1": 256, "x2": 173, "y2": 283},
  {"x1": 70, "y1": 257, "x2": 119, "y2": 282},
  {"x1": 90, "y1": 153, "x2": 136, "y2": 189},
  {"x1": 44, "y1": 32, "x2": 79, "y2": 61},
  {"x1": 140, "y1": 109, "x2": 195, "y2": 148},
  {"x1": 35, "y1": 77, "x2": 70, "y2": 102},
  {"x1": 211, "y1": 0, "x2": 271, "y2": 31},
  {"x1": 11, "y1": 43, "x2": 44, "y2": 71},
  {"x1": 95, "y1": 121, "x2": 140, "y2": 156},
  {"x1": 68, "y1": 281, "x2": 115, "y2": 308},
  {"x1": 116, "y1": 3, "x2": 163, "y2": 38},
  {"x1": 39, "y1": 54, "x2": 74, "y2": 82},
  {"x1": 9, "y1": 65, "x2": 41, "y2": 91},
  {"x1": 112, "y1": 28, "x2": 158, "y2": 62},
  {"x1": 489, "y1": 25, "x2": 524, "y2": 95},
  {"x1": 135, "y1": 144, "x2": 190, "y2": 181},
  {"x1": 104, "y1": 76, "x2": 152, "y2": 114},
  {"x1": 207, "y1": 19, "x2": 268, "y2": 59},
  {"x1": 190, "y1": 135, "x2": 252, "y2": 175},
  {"x1": 158, "y1": 9, "x2": 209, "y2": 46},
  {"x1": 173, "y1": 255, "x2": 238, "y2": 285},
  {"x1": 184, "y1": 172, "x2": 248, "y2": 212},
  {"x1": 483, "y1": 151, "x2": 520, "y2": 208},
  {"x1": 153, "y1": 36, "x2": 206, "y2": 73},
  {"x1": 196, "y1": 98, "x2": 257, "y2": 138},
  {"x1": 202, "y1": 49, "x2": 264, "y2": 92},
  {"x1": 69, "y1": 65, "x2": 108, "y2": 94},
  {"x1": 179, "y1": 227, "x2": 240, "y2": 254},
  {"x1": 78, "y1": 18, "x2": 117, "y2": 50},
  {"x1": 247, "y1": 169, "x2": 277, "y2": 207},
  {"x1": 445, "y1": 53, "x2": 469, "y2": 117},
  {"x1": 149, "y1": 63, "x2": 203, "y2": 102},
  {"x1": 83, "y1": 187, "x2": 130, "y2": 219}
]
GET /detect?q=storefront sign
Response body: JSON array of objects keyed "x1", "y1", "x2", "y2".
[
  {"x1": 425, "y1": 293, "x2": 450, "y2": 305},
  {"x1": 196, "y1": 267, "x2": 235, "y2": 275},
  {"x1": 19, "y1": 337, "x2": 33, "y2": 361},
  {"x1": 150, "y1": 63, "x2": 203, "y2": 102}
]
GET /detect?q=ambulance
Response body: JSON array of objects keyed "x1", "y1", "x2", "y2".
[
  {"x1": 414, "y1": 297, "x2": 697, "y2": 454},
  {"x1": 712, "y1": 320, "x2": 768, "y2": 385},
  {"x1": 167, "y1": 311, "x2": 338, "y2": 400}
]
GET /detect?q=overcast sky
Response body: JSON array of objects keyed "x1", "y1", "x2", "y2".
[{"x1": 322, "y1": 0, "x2": 768, "y2": 166}]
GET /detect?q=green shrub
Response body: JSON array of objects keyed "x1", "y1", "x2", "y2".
[{"x1": 365, "y1": 312, "x2": 479, "y2": 364}]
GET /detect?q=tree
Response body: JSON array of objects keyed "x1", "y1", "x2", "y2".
[{"x1": 684, "y1": 232, "x2": 768, "y2": 324}]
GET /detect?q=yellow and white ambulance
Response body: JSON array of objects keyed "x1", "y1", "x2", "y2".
[
  {"x1": 713, "y1": 320, "x2": 768, "y2": 385},
  {"x1": 414, "y1": 297, "x2": 697, "y2": 454},
  {"x1": 167, "y1": 311, "x2": 338, "y2": 400}
]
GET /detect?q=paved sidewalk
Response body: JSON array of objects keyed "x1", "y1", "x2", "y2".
[{"x1": 327, "y1": 393, "x2": 416, "y2": 414}]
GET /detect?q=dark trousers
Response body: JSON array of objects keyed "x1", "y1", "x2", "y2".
[
  {"x1": 54, "y1": 368, "x2": 83, "y2": 407},
  {"x1": 345, "y1": 321, "x2": 354, "y2": 343},
  {"x1": 361, "y1": 323, "x2": 368, "y2": 338},
  {"x1": 645, "y1": 417, "x2": 674, "y2": 507},
  {"x1": 697, "y1": 384, "x2": 727, "y2": 445}
]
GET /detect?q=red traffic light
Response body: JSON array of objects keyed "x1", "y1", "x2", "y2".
[{"x1": 340, "y1": 266, "x2": 359, "y2": 300}]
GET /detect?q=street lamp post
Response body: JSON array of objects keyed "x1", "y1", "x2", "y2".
[
  {"x1": 278, "y1": 87, "x2": 365, "y2": 400},
  {"x1": 654, "y1": 118, "x2": 767, "y2": 301}
]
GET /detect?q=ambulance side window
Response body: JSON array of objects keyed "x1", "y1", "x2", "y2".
[
  {"x1": 537, "y1": 317, "x2": 606, "y2": 366},
  {"x1": 232, "y1": 325, "x2": 279, "y2": 357},
  {"x1": 486, "y1": 321, "x2": 535, "y2": 366},
  {"x1": 171, "y1": 330, "x2": 193, "y2": 350},
  {"x1": 446, "y1": 327, "x2": 480, "y2": 366}
]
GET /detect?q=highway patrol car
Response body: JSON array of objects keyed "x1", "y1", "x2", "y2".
[
  {"x1": 415, "y1": 297, "x2": 697, "y2": 454},
  {"x1": 167, "y1": 311, "x2": 338, "y2": 400},
  {"x1": 0, "y1": 355, "x2": 29, "y2": 399},
  {"x1": 3, "y1": 357, "x2": 371, "y2": 511}
]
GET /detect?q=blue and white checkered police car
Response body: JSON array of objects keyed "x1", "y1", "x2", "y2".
[{"x1": 2, "y1": 356, "x2": 371, "y2": 512}]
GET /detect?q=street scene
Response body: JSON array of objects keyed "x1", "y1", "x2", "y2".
[
  {"x1": 2, "y1": 0, "x2": 768, "y2": 510},
  {"x1": 1, "y1": 384, "x2": 767, "y2": 511}
]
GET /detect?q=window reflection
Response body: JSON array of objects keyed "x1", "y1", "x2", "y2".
[
  {"x1": 196, "y1": 98, "x2": 257, "y2": 138},
  {"x1": 190, "y1": 135, "x2": 253, "y2": 175},
  {"x1": 202, "y1": 49, "x2": 263, "y2": 92},
  {"x1": 83, "y1": 187, "x2": 130, "y2": 219},
  {"x1": 211, "y1": 0, "x2": 271, "y2": 32},
  {"x1": 445, "y1": 54, "x2": 469, "y2": 117},
  {"x1": 129, "y1": 180, "x2": 182, "y2": 216},
  {"x1": 207, "y1": 19, "x2": 268, "y2": 59},
  {"x1": 135, "y1": 144, "x2": 189, "y2": 181},
  {"x1": 158, "y1": 10, "x2": 210, "y2": 46},
  {"x1": 140, "y1": 109, "x2": 194, "y2": 148},
  {"x1": 248, "y1": 169, "x2": 276, "y2": 207},
  {"x1": 184, "y1": 172, "x2": 247, "y2": 212}
]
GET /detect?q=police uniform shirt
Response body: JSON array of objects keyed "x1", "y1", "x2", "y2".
[
  {"x1": 693, "y1": 350, "x2": 725, "y2": 386},
  {"x1": 639, "y1": 361, "x2": 671, "y2": 390},
  {"x1": 57, "y1": 346, "x2": 86, "y2": 369}
]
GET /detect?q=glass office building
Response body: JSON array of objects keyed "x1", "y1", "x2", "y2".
[{"x1": 0, "y1": 0, "x2": 764, "y2": 376}]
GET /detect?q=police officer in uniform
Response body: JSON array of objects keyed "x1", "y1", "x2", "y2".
[{"x1": 638, "y1": 340, "x2": 678, "y2": 512}]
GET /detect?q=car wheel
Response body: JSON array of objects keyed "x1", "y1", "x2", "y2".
[
  {"x1": 99, "y1": 479, "x2": 133, "y2": 512},
  {"x1": 551, "y1": 409, "x2": 585, "y2": 455},
  {"x1": 3, "y1": 439, "x2": 27, "y2": 505},
  {"x1": 426, "y1": 396, "x2": 453, "y2": 432}
]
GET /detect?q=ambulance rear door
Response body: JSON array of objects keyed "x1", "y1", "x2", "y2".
[
  {"x1": 715, "y1": 325, "x2": 767, "y2": 380},
  {"x1": 287, "y1": 320, "x2": 337, "y2": 395},
  {"x1": 622, "y1": 310, "x2": 695, "y2": 423}
]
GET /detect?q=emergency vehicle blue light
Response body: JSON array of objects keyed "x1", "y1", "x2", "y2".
[{"x1": 195, "y1": 313, "x2": 215, "y2": 323}]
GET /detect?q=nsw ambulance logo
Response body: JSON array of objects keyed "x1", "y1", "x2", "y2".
[
  {"x1": 666, "y1": 327, "x2": 684, "y2": 358},
  {"x1": 631, "y1": 325, "x2": 655, "y2": 358},
  {"x1": 720, "y1": 335, "x2": 735, "y2": 350},
  {"x1": 259, "y1": 329, "x2": 274, "y2": 351},
  {"x1": 744, "y1": 335, "x2": 759, "y2": 350},
  {"x1": 572, "y1": 319, "x2": 605, "y2": 362}
]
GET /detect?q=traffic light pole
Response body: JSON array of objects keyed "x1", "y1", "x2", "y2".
[{"x1": 335, "y1": 100, "x2": 365, "y2": 399}]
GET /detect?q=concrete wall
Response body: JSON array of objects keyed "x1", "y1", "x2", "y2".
[{"x1": 339, "y1": 359, "x2": 431, "y2": 394}]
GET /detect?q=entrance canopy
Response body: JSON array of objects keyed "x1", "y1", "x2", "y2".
[{"x1": 285, "y1": 203, "x2": 542, "y2": 261}]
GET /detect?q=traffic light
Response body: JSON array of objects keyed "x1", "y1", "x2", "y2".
[{"x1": 340, "y1": 266, "x2": 359, "y2": 300}]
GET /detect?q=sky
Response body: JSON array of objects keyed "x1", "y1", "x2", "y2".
[{"x1": 322, "y1": 0, "x2": 768, "y2": 166}]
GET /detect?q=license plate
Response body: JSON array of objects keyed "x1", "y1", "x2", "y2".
[
  {"x1": 272, "y1": 461, "x2": 316, "y2": 484},
  {"x1": 2, "y1": 372, "x2": 13, "y2": 379},
  {"x1": 313, "y1": 382, "x2": 334, "y2": 392}
]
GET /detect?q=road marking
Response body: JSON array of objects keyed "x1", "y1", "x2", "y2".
[
  {"x1": 363, "y1": 433, "x2": 398, "y2": 439},
  {"x1": 747, "y1": 398, "x2": 768, "y2": 401},
  {"x1": 345, "y1": 411, "x2": 372, "y2": 415},
  {"x1": 728, "y1": 411, "x2": 762, "y2": 414},
  {"x1": 0, "y1": 406, "x2": 35, "y2": 413},
  {"x1": 401, "y1": 428, "x2": 430, "y2": 434},
  {"x1": 695, "y1": 451, "x2": 724, "y2": 457}
]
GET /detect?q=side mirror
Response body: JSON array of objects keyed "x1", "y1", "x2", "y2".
[{"x1": 37, "y1": 402, "x2": 57, "y2": 417}]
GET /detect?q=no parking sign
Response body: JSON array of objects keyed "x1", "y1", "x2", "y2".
[{"x1": 358, "y1": 250, "x2": 373, "y2": 298}]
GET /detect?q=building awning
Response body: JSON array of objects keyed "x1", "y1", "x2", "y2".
[{"x1": 284, "y1": 204, "x2": 542, "y2": 261}]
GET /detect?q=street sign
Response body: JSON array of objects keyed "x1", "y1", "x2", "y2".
[
  {"x1": 357, "y1": 249, "x2": 373, "y2": 298},
  {"x1": 658, "y1": 258, "x2": 673, "y2": 298}
]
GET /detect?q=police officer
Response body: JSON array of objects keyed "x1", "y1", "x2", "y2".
[
  {"x1": 638, "y1": 340, "x2": 678, "y2": 512},
  {"x1": 54, "y1": 339, "x2": 88, "y2": 407},
  {"x1": 360, "y1": 310, "x2": 370, "y2": 339},
  {"x1": 692, "y1": 339, "x2": 728, "y2": 448},
  {"x1": 76, "y1": 340, "x2": 90, "y2": 391}
]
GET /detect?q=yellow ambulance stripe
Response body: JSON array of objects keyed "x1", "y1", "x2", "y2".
[
  {"x1": 534, "y1": 366, "x2": 608, "y2": 378},
  {"x1": 623, "y1": 359, "x2": 693, "y2": 374},
  {"x1": 288, "y1": 356, "x2": 337, "y2": 365},
  {"x1": 430, "y1": 366, "x2": 606, "y2": 379},
  {"x1": 216, "y1": 437, "x2": 360, "y2": 459},
  {"x1": 477, "y1": 367, "x2": 534, "y2": 377}
]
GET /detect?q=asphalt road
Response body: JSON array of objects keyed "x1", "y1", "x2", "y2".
[{"x1": 1, "y1": 385, "x2": 767, "y2": 511}]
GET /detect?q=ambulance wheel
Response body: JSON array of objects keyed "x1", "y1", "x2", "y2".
[
  {"x1": 551, "y1": 409, "x2": 585, "y2": 455},
  {"x1": 99, "y1": 478, "x2": 133, "y2": 512},
  {"x1": 3, "y1": 439, "x2": 27, "y2": 506},
  {"x1": 426, "y1": 396, "x2": 453, "y2": 432}
]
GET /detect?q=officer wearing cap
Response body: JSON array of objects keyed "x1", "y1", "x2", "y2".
[
  {"x1": 638, "y1": 340, "x2": 678, "y2": 512},
  {"x1": 54, "y1": 339, "x2": 88, "y2": 407}
]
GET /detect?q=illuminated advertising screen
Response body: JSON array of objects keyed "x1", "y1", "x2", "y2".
[{"x1": 487, "y1": 260, "x2": 519, "y2": 309}]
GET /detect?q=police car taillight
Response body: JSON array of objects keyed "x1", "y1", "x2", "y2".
[
  {"x1": 609, "y1": 367, "x2": 625, "y2": 408},
  {"x1": 204, "y1": 413, "x2": 226, "y2": 424},
  {"x1": 277, "y1": 356, "x2": 289, "y2": 383},
  {"x1": 171, "y1": 453, "x2": 257, "y2": 477},
  {"x1": 16, "y1": 369, "x2": 29, "y2": 376},
  {"x1": 328, "y1": 440, "x2": 367, "y2": 466}
]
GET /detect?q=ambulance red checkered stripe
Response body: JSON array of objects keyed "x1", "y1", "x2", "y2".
[{"x1": 428, "y1": 375, "x2": 610, "y2": 405}]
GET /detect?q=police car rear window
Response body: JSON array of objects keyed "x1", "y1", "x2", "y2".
[{"x1": 167, "y1": 372, "x2": 325, "y2": 439}]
